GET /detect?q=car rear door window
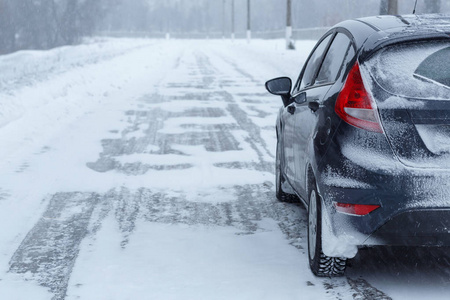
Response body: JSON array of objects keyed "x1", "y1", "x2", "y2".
[
  {"x1": 315, "y1": 33, "x2": 351, "y2": 85},
  {"x1": 299, "y1": 34, "x2": 333, "y2": 90}
]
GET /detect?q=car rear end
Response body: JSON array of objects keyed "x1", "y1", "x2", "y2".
[{"x1": 317, "y1": 23, "x2": 450, "y2": 255}]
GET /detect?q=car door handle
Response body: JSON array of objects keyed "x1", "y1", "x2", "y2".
[
  {"x1": 287, "y1": 106, "x2": 296, "y2": 115},
  {"x1": 308, "y1": 101, "x2": 321, "y2": 112}
]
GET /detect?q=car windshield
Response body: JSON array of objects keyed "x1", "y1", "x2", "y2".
[{"x1": 363, "y1": 40, "x2": 450, "y2": 100}]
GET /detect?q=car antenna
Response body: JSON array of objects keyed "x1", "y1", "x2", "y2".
[{"x1": 413, "y1": 0, "x2": 418, "y2": 14}]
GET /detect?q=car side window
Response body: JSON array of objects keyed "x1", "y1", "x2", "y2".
[
  {"x1": 298, "y1": 34, "x2": 333, "y2": 91},
  {"x1": 315, "y1": 33, "x2": 352, "y2": 85}
]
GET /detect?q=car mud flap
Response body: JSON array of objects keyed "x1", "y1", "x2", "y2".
[{"x1": 321, "y1": 197, "x2": 359, "y2": 258}]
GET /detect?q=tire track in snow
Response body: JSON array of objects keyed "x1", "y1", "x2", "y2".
[
  {"x1": 6, "y1": 42, "x2": 400, "y2": 300},
  {"x1": 86, "y1": 103, "x2": 242, "y2": 175},
  {"x1": 9, "y1": 192, "x2": 100, "y2": 300},
  {"x1": 0, "y1": 188, "x2": 10, "y2": 201},
  {"x1": 84, "y1": 184, "x2": 307, "y2": 247},
  {"x1": 92, "y1": 185, "x2": 279, "y2": 236},
  {"x1": 193, "y1": 50, "x2": 275, "y2": 173},
  {"x1": 203, "y1": 46, "x2": 398, "y2": 299},
  {"x1": 6, "y1": 43, "x2": 254, "y2": 299},
  {"x1": 83, "y1": 46, "x2": 295, "y2": 247},
  {"x1": 226, "y1": 103, "x2": 274, "y2": 171},
  {"x1": 194, "y1": 50, "x2": 216, "y2": 88},
  {"x1": 85, "y1": 47, "x2": 246, "y2": 174},
  {"x1": 347, "y1": 278, "x2": 392, "y2": 300}
]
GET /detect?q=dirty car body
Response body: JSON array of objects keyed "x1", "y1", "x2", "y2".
[{"x1": 266, "y1": 15, "x2": 450, "y2": 276}]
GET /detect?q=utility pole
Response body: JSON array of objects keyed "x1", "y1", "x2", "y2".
[
  {"x1": 286, "y1": 0, "x2": 294, "y2": 49},
  {"x1": 222, "y1": 0, "x2": 226, "y2": 39},
  {"x1": 380, "y1": 0, "x2": 398, "y2": 15},
  {"x1": 165, "y1": 1, "x2": 171, "y2": 40},
  {"x1": 247, "y1": 0, "x2": 251, "y2": 43},
  {"x1": 205, "y1": 0, "x2": 210, "y2": 39},
  {"x1": 166, "y1": 18, "x2": 171, "y2": 40},
  {"x1": 231, "y1": 0, "x2": 235, "y2": 41}
]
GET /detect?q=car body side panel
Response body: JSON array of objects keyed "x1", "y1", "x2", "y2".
[
  {"x1": 292, "y1": 85, "x2": 333, "y2": 199},
  {"x1": 281, "y1": 104, "x2": 296, "y2": 183}
]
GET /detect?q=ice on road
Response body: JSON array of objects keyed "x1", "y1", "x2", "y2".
[{"x1": 0, "y1": 38, "x2": 448, "y2": 300}]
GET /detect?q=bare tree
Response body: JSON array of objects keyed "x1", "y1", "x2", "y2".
[
  {"x1": 0, "y1": 0, "x2": 16, "y2": 54},
  {"x1": 380, "y1": 0, "x2": 398, "y2": 15},
  {"x1": 231, "y1": 0, "x2": 235, "y2": 40},
  {"x1": 0, "y1": 0, "x2": 113, "y2": 54},
  {"x1": 222, "y1": 0, "x2": 226, "y2": 38},
  {"x1": 424, "y1": 0, "x2": 441, "y2": 13},
  {"x1": 247, "y1": 0, "x2": 251, "y2": 42}
]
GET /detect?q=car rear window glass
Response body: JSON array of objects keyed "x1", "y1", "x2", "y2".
[
  {"x1": 315, "y1": 33, "x2": 351, "y2": 85},
  {"x1": 363, "y1": 41, "x2": 450, "y2": 100},
  {"x1": 415, "y1": 47, "x2": 450, "y2": 88}
]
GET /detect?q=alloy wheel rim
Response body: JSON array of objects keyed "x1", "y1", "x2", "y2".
[{"x1": 308, "y1": 190, "x2": 317, "y2": 261}]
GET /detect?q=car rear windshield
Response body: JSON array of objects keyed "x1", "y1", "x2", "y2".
[{"x1": 363, "y1": 40, "x2": 450, "y2": 100}]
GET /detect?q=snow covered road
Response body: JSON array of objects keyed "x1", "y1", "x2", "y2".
[{"x1": 0, "y1": 38, "x2": 449, "y2": 299}]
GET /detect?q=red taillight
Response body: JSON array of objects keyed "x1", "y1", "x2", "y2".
[
  {"x1": 335, "y1": 62, "x2": 383, "y2": 133},
  {"x1": 333, "y1": 202, "x2": 380, "y2": 216}
]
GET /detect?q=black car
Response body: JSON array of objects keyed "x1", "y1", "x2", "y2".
[{"x1": 266, "y1": 14, "x2": 450, "y2": 277}]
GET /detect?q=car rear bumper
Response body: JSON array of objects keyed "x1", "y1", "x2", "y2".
[
  {"x1": 316, "y1": 123, "x2": 450, "y2": 251},
  {"x1": 364, "y1": 209, "x2": 450, "y2": 246},
  {"x1": 318, "y1": 167, "x2": 450, "y2": 248}
]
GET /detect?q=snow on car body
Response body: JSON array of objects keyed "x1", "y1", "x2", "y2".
[{"x1": 266, "y1": 14, "x2": 450, "y2": 277}]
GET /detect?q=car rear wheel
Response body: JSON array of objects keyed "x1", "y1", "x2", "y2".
[
  {"x1": 276, "y1": 137, "x2": 298, "y2": 203},
  {"x1": 308, "y1": 182, "x2": 347, "y2": 277}
]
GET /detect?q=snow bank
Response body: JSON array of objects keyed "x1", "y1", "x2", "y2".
[{"x1": 0, "y1": 38, "x2": 154, "y2": 128}]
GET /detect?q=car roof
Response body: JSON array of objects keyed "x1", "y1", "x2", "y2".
[
  {"x1": 332, "y1": 14, "x2": 450, "y2": 61},
  {"x1": 358, "y1": 14, "x2": 450, "y2": 32}
]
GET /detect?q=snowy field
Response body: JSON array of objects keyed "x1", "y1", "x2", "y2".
[{"x1": 0, "y1": 38, "x2": 449, "y2": 300}]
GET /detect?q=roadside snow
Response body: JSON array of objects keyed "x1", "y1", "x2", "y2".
[{"x1": 0, "y1": 38, "x2": 322, "y2": 299}]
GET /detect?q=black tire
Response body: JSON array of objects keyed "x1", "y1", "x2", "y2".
[
  {"x1": 276, "y1": 137, "x2": 298, "y2": 203},
  {"x1": 308, "y1": 182, "x2": 347, "y2": 277}
]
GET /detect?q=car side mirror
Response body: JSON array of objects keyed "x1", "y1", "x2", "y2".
[
  {"x1": 265, "y1": 77, "x2": 292, "y2": 96},
  {"x1": 265, "y1": 77, "x2": 292, "y2": 107}
]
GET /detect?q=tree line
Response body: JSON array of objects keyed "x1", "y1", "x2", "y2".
[
  {"x1": 0, "y1": 0, "x2": 113, "y2": 54},
  {"x1": 381, "y1": 0, "x2": 441, "y2": 14},
  {"x1": 0, "y1": 0, "x2": 446, "y2": 55}
]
